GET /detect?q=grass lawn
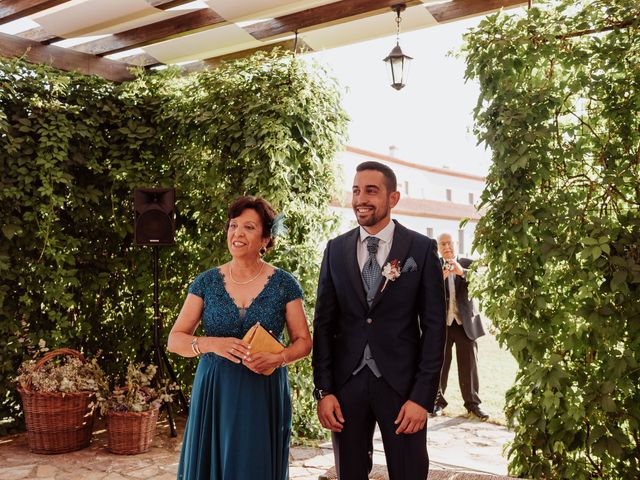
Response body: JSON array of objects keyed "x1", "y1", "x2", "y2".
[{"x1": 439, "y1": 331, "x2": 518, "y2": 425}]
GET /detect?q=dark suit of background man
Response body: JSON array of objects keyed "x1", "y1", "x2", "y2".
[
  {"x1": 434, "y1": 232, "x2": 489, "y2": 420},
  {"x1": 312, "y1": 161, "x2": 446, "y2": 480}
]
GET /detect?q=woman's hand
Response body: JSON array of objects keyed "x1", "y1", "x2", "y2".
[
  {"x1": 243, "y1": 351, "x2": 283, "y2": 375},
  {"x1": 205, "y1": 337, "x2": 251, "y2": 364}
]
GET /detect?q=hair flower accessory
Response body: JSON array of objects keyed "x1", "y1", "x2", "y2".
[
  {"x1": 270, "y1": 213, "x2": 288, "y2": 238},
  {"x1": 381, "y1": 259, "x2": 401, "y2": 292}
]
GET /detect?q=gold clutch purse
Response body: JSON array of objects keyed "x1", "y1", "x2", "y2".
[{"x1": 241, "y1": 322, "x2": 285, "y2": 376}]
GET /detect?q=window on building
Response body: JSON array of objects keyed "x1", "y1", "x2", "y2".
[
  {"x1": 426, "y1": 227, "x2": 434, "y2": 238},
  {"x1": 468, "y1": 192, "x2": 474, "y2": 205},
  {"x1": 446, "y1": 189, "x2": 452, "y2": 201},
  {"x1": 458, "y1": 229, "x2": 465, "y2": 255}
]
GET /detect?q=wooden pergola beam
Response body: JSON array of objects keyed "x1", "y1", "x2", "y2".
[
  {"x1": 147, "y1": 0, "x2": 194, "y2": 8},
  {"x1": 72, "y1": 8, "x2": 225, "y2": 56},
  {"x1": 245, "y1": 0, "x2": 527, "y2": 40},
  {"x1": 0, "y1": 31, "x2": 135, "y2": 82},
  {"x1": 119, "y1": 36, "x2": 312, "y2": 69},
  {"x1": 183, "y1": 38, "x2": 312, "y2": 72},
  {"x1": 425, "y1": 0, "x2": 526, "y2": 23},
  {"x1": 245, "y1": 0, "x2": 422, "y2": 41},
  {"x1": 0, "y1": 0, "x2": 531, "y2": 82},
  {"x1": 14, "y1": 26, "x2": 59, "y2": 44},
  {"x1": 0, "y1": 0, "x2": 70, "y2": 25},
  {"x1": 117, "y1": 52, "x2": 160, "y2": 68},
  {"x1": 13, "y1": 0, "x2": 197, "y2": 43}
]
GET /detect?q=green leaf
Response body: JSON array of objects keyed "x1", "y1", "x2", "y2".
[
  {"x1": 600, "y1": 381, "x2": 615, "y2": 394},
  {"x1": 610, "y1": 256, "x2": 627, "y2": 267},
  {"x1": 606, "y1": 437, "x2": 623, "y2": 457},
  {"x1": 1, "y1": 224, "x2": 20, "y2": 240},
  {"x1": 600, "y1": 396, "x2": 616, "y2": 413},
  {"x1": 612, "y1": 270, "x2": 627, "y2": 285},
  {"x1": 592, "y1": 437, "x2": 608, "y2": 456},
  {"x1": 540, "y1": 241, "x2": 554, "y2": 254}
]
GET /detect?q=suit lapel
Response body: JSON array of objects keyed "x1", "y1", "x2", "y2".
[
  {"x1": 453, "y1": 256, "x2": 462, "y2": 297},
  {"x1": 369, "y1": 220, "x2": 412, "y2": 311},
  {"x1": 345, "y1": 228, "x2": 368, "y2": 310}
]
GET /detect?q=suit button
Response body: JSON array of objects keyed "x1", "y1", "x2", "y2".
[{"x1": 366, "y1": 318, "x2": 372, "y2": 324}]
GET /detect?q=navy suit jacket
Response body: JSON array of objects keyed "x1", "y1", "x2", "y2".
[{"x1": 312, "y1": 221, "x2": 446, "y2": 411}]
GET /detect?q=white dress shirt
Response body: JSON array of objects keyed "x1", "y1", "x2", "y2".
[
  {"x1": 353, "y1": 220, "x2": 395, "y2": 378},
  {"x1": 357, "y1": 220, "x2": 395, "y2": 270}
]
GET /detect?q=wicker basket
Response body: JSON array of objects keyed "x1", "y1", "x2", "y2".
[
  {"x1": 107, "y1": 406, "x2": 159, "y2": 455},
  {"x1": 18, "y1": 348, "x2": 96, "y2": 454}
]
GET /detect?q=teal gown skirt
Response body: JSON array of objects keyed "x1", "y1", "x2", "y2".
[{"x1": 177, "y1": 353, "x2": 291, "y2": 479}]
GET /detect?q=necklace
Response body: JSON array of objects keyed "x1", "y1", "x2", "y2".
[{"x1": 229, "y1": 261, "x2": 265, "y2": 285}]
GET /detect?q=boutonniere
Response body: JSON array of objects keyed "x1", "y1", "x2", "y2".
[{"x1": 381, "y1": 259, "x2": 402, "y2": 292}]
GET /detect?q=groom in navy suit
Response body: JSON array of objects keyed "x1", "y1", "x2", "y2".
[{"x1": 313, "y1": 161, "x2": 446, "y2": 480}]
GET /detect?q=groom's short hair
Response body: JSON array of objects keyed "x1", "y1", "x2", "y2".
[{"x1": 356, "y1": 161, "x2": 397, "y2": 193}]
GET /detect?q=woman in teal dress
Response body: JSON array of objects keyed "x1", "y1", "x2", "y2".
[{"x1": 168, "y1": 196, "x2": 312, "y2": 480}]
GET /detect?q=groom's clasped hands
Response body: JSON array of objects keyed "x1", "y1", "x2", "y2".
[{"x1": 317, "y1": 396, "x2": 427, "y2": 435}]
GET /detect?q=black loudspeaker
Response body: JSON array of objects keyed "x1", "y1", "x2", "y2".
[{"x1": 134, "y1": 188, "x2": 175, "y2": 246}]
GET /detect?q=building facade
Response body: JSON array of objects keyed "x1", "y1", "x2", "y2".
[{"x1": 331, "y1": 146, "x2": 485, "y2": 257}]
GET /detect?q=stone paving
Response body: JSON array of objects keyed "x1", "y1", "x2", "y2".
[{"x1": 0, "y1": 413, "x2": 515, "y2": 480}]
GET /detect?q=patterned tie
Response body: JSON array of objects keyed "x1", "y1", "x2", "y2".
[
  {"x1": 355, "y1": 236, "x2": 383, "y2": 378},
  {"x1": 362, "y1": 236, "x2": 381, "y2": 298}
]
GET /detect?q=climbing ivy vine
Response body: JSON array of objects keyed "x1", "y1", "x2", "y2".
[
  {"x1": 464, "y1": 1, "x2": 639, "y2": 478},
  {"x1": 0, "y1": 51, "x2": 348, "y2": 441}
]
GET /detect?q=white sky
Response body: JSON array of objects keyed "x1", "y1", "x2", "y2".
[{"x1": 309, "y1": 15, "x2": 493, "y2": 176}]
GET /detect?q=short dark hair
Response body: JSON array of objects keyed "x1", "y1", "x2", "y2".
[
  {"x1": 356, "y1": 161, "x2": 397, "y2": 193},
  {"x1": 226, "y1": 196, "x2": 277, "y2": 249}
]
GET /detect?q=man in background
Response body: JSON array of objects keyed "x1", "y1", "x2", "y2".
[{"x1": 434, "y1": 232, "x2": 489, "y2": 420}]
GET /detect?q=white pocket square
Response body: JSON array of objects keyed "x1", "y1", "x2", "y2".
[{"x1": 402, "y1": 257, "x2": 418, "y2": 272}]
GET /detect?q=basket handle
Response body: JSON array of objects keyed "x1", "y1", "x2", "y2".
[{"x1": 34, "y1": 348, "x2": 86, "y2": 371}]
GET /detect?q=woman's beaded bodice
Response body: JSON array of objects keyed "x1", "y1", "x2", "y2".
[{"x1": 188, "y1": 267, "x2": 303, "y2": 342}]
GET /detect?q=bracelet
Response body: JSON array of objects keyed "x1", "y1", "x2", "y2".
[
  {"x1": 280, "y1": 351, "x2": 287, "y2": 368},
  {"x1": 190, "y1": 337, "x2": 202, "y2": 356}
]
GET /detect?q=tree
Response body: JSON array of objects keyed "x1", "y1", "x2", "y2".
[
  {"x1": 0, "y1": 51, "x2": 348, "y2": 440},
  {"x1": 463, "y1": 1, "x2": 640, "y2": 478}
]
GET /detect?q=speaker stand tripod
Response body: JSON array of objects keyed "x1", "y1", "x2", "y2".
[{"x1": 152, "y1": 246, "x2": 189, "y2": 437}]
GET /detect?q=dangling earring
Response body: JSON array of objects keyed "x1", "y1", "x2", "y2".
[{"x1": 259, "y1": 246, "x2": 267, "y2": 257}]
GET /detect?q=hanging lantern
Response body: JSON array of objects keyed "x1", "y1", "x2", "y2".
[{"x1": 383, "y1": 4, "x2": 413, "y2": 90}]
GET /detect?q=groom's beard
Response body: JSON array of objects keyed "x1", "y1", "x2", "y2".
[{"x1": 354, "y1": 203, "x2": 390, "y2": 228}]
